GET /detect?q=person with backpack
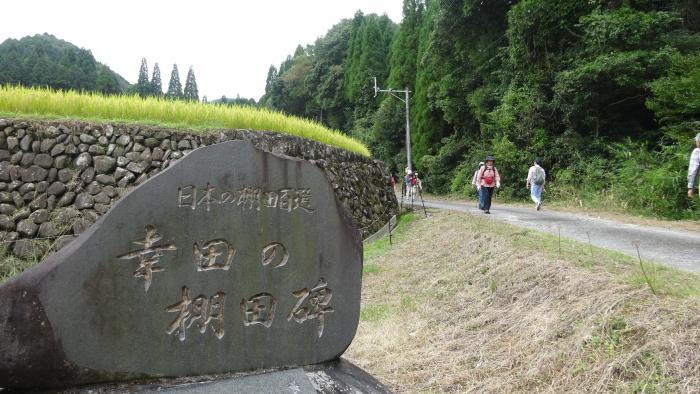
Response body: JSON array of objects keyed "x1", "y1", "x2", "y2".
[
  {"x1": 526, "y1": 158, "x2": 546, "y2": 210},
  {"x1": 476, "y1": 156, "x2": 500, "y2": 214},
  {"x1": 403, "y1": 167, "x2": 412, "y2": 198},
  {"x1": 471, "y1": 161, "x2": 485, "y2": 209},
  {"x1": 688, "y1": 133, "x2": 700, "y2": 198}
]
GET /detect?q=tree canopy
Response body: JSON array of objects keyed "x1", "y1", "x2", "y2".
[
  {"x1": 0, "y1": 33, "x2": 128, "y2": 94},
  {"x1": 260, "y1": 1, "x2": 700, "y2": 218}
]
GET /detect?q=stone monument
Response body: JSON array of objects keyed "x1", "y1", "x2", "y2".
[{"x1": 0, "y1": 141, "x2": 385, "y2": 392}]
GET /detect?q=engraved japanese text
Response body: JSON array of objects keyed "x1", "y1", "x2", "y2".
[{"x1": 117, "y1": 225, "x2": 177, "y2": 292}]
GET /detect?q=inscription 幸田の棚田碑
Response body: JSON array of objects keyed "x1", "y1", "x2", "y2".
[
  {"x1": 118, "y1": 225, "x2": 177, "y2": 292},
  {"x1": 177, "y1": 184, "x2": 315, "y2": 213},
  {"x1": 115, "y1": 226, "x2": 336, "y2": 340}
]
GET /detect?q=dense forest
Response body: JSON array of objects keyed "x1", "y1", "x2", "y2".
[
  {"x1": 0, "y1": 34, "x2": 129, "y2": 94},
  {"x1": 261, "y1": 0, "x2": 700, "y2": 219}
]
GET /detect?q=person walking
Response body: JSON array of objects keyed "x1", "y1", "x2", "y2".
[
  {"x1": 404, "y1": 166, "x2": 412, "y2": 198},
  {"x1": 526, "y1": 158, "x2": 546, "y2": 210},
  {"x1": 688, "y1": 133, "x2": 700, "y2": 198},
  {"x1": 476, "y1": 156, "x2": 500, "y2": 214},
  {"x1": 471, "y1": 161, "x2": 485, "y2": 209}
]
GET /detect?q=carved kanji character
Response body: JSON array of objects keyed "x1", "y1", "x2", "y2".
[
  {"x1": 240, "y1": 293, "x2": 277, "y2": 328},
  {"x1": 278, "y1": 189, "x2": 293, "y2": 212},
  {"x1": 193, "y1": 239, "x2": 235, "y2": 271},
  {"x1": 287, "y1": 278, "x2": 334, "y2": 338},
  {"x1": 118, "y1": 225, "x2": 177, "y2": 292},
  {"x1": 293, "y1": 189, "x2": 315, "y2": 213},
  {"x1": 166, "y1": 286, "x2": 192, "y2": 341},
  {"x1": 237, "y1": 187, "x2": 262, "y2": 211},
  {"x1": 177, "y1": 185, "x2": 196, "y2": 210},
  {"x1": 264, "y1": 191, "x2": 279, "y2": 208},
  {"x1": 165, "y1": 287, "x2": 226, "y2": 341},
  {"x1": 205, "y1": 292, "x2": 226, "y2": 339},
  {"x1": 196, "y1": 183, "x2": 218, "y2": 212}
]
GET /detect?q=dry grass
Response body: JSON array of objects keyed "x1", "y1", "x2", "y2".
[{"x1": 346, "y1": 209, "x2": 700, "y2": 393}]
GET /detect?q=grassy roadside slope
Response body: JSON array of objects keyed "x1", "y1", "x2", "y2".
[{"x1": 346, "y1": 209, "x2": 700, "y2": 393}]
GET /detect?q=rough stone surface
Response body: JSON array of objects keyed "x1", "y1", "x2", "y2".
[
  {"x1": 57, "y1": 168, "x2": 73, "y2": 183},
  {"x1": 71, "y1": 218, "x2": 92, "y2": 234},
  {"x1": 29, "y1": 209, "x2": 49, "y2": 224},
  {"x1": 20, "y1": 165, "x2": 48, "y2": 182},
  {"x1": 94, "y1": 156, "x2": 117, "y2": 174},
  {"x1": 80, "y1": 167, "x2": 96, "y2": 184},
  {"x1": 47, "y1": 181, "x2": 67, "y2": 196},
  {"x1": 55, "y1": 234, "x2": 76, "y2": 250},
  {"x1": 74, "y1": 152, "x2": 92, "y2": 171},
  {"x1": 95, "y1": 174, "x2": 116, "y2": 185},
  {"x1": 0, "y1": 141, "x2": 363, "y2": 389},
  {"x1": 16, "y1": 219, "x2": 38, "y2": 237},
  {"x1": 12, "y1": 239, "x2": 38, "y2": 260},
  {"x1": 34, "y1": 153, "x2": 54, "y2": 168},
  {"x1": 38, "y1": 222, "x2": 62, "y2": 238},
  {"x1": 0, "y1": 215, "x2": 15, "y2": 231},
  {"x1": 74, "y1": 193, "x2": 94, "y2": 209},
  {"x1": 57, "y1": 192, "x2": 76, "y2": 207},
  {"x1": 0, "y1": 204, "x2": 15, "y2": 215}
]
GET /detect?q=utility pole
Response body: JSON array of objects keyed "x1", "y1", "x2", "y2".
[{"x1": 373, "y1": 77, "x2": 413, "y2": 172}]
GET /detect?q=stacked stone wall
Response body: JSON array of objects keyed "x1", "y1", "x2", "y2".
[{"x1": 0, "y1": 119, "x2": 398, "y2": 260}]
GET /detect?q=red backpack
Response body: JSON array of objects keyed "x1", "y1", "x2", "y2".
[{"x1": 482, "y1": 167, "x2": 496, "y2": 186}]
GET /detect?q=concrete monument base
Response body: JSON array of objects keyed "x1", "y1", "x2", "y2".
[{"x1": 28, "y1": 359, "x2": 390, "y2": 394}]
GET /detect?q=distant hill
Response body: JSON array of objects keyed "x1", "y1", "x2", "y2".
[{"x1": 0, "y1": 33, "x2": 130, "y2": 94}]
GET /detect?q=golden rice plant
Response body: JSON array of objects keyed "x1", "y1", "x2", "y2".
[{"x1": 0, "y1": 85, "x2": 370, "y2": 156}]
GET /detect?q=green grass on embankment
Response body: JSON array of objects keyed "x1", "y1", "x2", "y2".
[{"x1": 0, "y1": 85, "x2": 370, "y2": 156}]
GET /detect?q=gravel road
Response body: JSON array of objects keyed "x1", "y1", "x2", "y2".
[{"x1": 412, "y1": 198, "x2": 700, "y2": 273}]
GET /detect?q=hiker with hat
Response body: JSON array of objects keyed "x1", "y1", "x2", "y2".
[
  {"x1": 476, "y1": 156, "x2": 501, "y2": 214},
  {"x1": 471, "y1": 161, "x2": 485, "y2": 209},
  {"x1": 526, "y1": 157, "x2": 546, "y2": 210},
  {"x1": 688, "y1": 133, "x2": 700, "y2": 198}
]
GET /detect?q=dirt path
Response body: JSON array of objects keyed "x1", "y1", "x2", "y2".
[{"x1": 411, "y1": 198, "x2": 700, "y2": 273}]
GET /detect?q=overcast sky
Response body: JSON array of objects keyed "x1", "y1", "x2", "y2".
[{"x1": 0, "y1": 0, "x2": 403, "y2": 101}]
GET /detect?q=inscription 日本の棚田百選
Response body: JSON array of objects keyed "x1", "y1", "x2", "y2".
[{"x1": 177, "y1": 184, "x2": 315, "y2": 213}]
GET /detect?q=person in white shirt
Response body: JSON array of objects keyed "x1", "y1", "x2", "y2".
[
  {"x1": 688, "y1": 133, "x2": 700, "y2": 198},
  {"x1": 471, "y1": 161, "x2": 485, "y2": 209},
  {"x1": 526, "y1": 158, "x2": 546, "y2": 210}
]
